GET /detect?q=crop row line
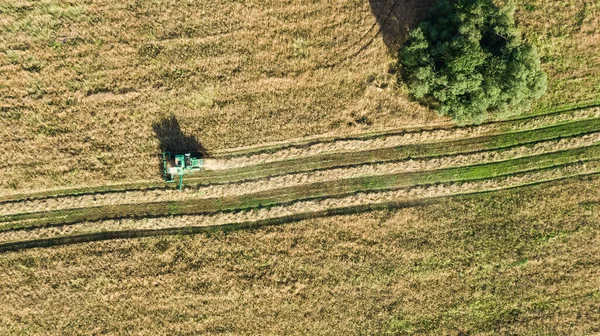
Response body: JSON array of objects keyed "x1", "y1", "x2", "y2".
[{"x1": 209, "y1": 107, "x2": 600, "y2": 168}]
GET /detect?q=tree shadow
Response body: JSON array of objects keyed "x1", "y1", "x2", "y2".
[
  {"x1": 152, "y1": 114, "x2": 208, "y2": 155},
  {"x1": 368, "y1": 0, "x2": 437, "y2": 53}
]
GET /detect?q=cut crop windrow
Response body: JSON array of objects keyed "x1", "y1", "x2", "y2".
[
  {"x1": 210, "y1": 107, "x2": 600, "y2": 168},
  {"x1": 211, "y1": 105, "x2": 600, "y2": 159}
]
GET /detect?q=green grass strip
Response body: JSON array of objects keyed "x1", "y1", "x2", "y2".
[{"x1": 2, "y1": 145, "x2": 600, "y2": 231}]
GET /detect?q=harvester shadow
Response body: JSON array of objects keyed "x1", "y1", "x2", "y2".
[
  {"x1": 152, "y1": 115, "x2": 209, "y2": 178},
  {"x1": 368, "y1": 0, "x2": 437, "y2": 53}
]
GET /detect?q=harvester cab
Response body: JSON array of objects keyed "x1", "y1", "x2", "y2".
[{"x1": 162, "y1": 151, "x2": 204, "y2": 190}]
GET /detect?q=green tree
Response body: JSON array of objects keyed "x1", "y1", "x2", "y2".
[{"x1": 399, "y1": 0, "x2": 547, "y2": 124}]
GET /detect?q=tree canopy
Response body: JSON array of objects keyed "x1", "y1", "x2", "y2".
[{"x1": 399, "y1": 0, "x2": 547, "y2": 124}]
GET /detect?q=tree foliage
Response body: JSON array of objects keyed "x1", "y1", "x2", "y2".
[{"x1": 400, "y1": 0, "x2": 547, "y2": 124}]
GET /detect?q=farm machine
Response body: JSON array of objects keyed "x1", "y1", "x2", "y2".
[{"x1": 161, "y1": 152, "x2": 204, "y2": 190}]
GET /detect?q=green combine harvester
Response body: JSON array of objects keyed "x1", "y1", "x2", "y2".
[{"x1": 161, "y1": 152, "x2": 204, "y2": 190}]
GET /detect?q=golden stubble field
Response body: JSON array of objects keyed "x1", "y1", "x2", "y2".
[
  {"x1": 0, "y1": 176, "x2": 598, "y2": 335},
  {"x1": 1, "y1": 0, "x2": 598, "y2": 193}
]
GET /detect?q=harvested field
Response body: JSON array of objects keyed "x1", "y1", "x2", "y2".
[{"x1": 1, "y1": 0, "x2": 599, "y2": 333}]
